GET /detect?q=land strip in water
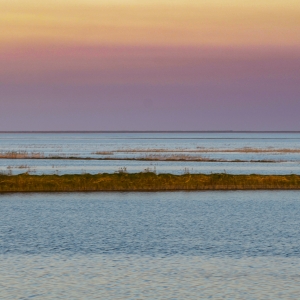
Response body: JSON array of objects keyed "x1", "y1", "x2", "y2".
[
  {"x1": 1, "y1": 173, "x2": 300, "y2": 192},
  {"x1": 0, "y1": 152, "x2": 283, "y2": 163},
  {"x1": 96, "y1": 147, "x2": 300, "y2": 153},
  {"x1": 1, "y1": 156, "x2": 281, "y2": 163},
  {"x1": 1, "y1": 148, "x2": 297, "y2": 163}
]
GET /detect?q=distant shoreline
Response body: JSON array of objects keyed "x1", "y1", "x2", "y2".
[
  {"x1": 1, "y1": 173, "x2": 300, "y2": 192},
  {"x1": 1, "y1": 131, "x2": 300, "y2": 134}
]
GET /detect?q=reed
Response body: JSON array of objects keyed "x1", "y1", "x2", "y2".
[
  {"x1": 0, "y1": 151, "x2": 45, "y2": 159},
  {"x1": 92, "y1": 151, "x2": 114, "y2": 155},
  {"x1": 1, "y1": 173, "x2": 300, "y2": 192}
]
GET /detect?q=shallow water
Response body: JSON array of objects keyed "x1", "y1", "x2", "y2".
[
  {"x1": 1, "y1": 191, "x2": 300, "y2": 299},
  {"x1": 1, "y1": 132, "x2": 300, "y2": 175},
  {"x1": 2, "y1": 254, "x2": 300, "y2": 299},
  {"x1": 2, "y1": 158, "x2": 300, "y2": 175}
]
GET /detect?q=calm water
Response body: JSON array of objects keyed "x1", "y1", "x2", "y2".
[
  {"x1": 1, "y1": 191, "x2": 300, "y2": 299},
  {"x1": 1, "y1": 132, "x2": 300, "y2": 175}
]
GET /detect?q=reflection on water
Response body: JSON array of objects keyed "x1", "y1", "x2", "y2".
[
  {"x1": 1, "y1": 254, "x2": 300, "y2": 299},
  {"x1": 1, "y1": 191, "x2": 300, "y2": 298}
]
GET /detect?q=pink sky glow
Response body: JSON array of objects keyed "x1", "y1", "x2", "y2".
[{"x1": 1, "y1": 0, "x2": 299, "y2": 130}]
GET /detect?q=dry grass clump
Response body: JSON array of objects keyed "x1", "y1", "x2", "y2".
[
  {"x1": 0, "y1": 151, "x2": 45, "y2": 159},
  {"x1": 1, "y1": 173, "x2": 300, "y2": 192},
  {"x1": 17, "y1": 165, "x2": 30, "y2": 169},
  {"x1": 93, "y1": 151, "x2": 114, "y2": 155}
]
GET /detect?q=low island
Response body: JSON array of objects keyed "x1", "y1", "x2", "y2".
[{"x1": 1, "y1": 172, "x2": 300, "y2": 192}]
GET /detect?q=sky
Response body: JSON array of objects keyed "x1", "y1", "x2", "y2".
[{"x1": 1, "y1": 0, "x2": 299, "y2": 131}]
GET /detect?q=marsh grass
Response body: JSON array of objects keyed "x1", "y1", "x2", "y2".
[
  {"x1": 1, "y1": 173, "x2": 300, "y2": 192},
  {"x1": 17, "y1": 165, "x2": 30, "y2": 169},
  {"x1": 93, "y1": 151, "x2": 114, "y2": 155},
  {"x1": 116, "y1": 167, "x2": 128, "y2": 174},
  {"x1": 143, "y1": 166, "x2": 157, "y2": 174},
  {"x1": 109, "y1": 147, "x2": 300, "y2": 153},
  {"x1": 143, "y1": 154, "x2": 202, "y2": 161},
  {"x1": 0, "y1": 155, "x2": 281, "y2": 163},
  {"x1": 0, "y1": 147, "x2": 300, "y2": 159},
  {"x1": 0, "y1": 151, "x2": 45, "y2": 159},
  {"x1": 140, "y1": 154, "x2": 279, "y2": 163},
  {"x1": 0, "y1": 148, "x2": 294, "y2": 163}
]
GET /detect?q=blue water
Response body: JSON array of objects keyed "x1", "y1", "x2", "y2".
[
  {"x1": 1, "y1": 191, "x2": 300, "y2": 299},
  {"x1": 1, "y1": 132, "x2": 300, "y2": 298},
  {"x1": 1, "y1": 132, "x2": 300, "y2": 175},
  {"x1": 1, "y1": 191, "x2": 300, "y2": 257}
]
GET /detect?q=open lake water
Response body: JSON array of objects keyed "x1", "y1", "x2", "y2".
[
  {"x1": 1, "y1": 191, "x2": 300, "y2": 299},
  {"x1": 1, "y1": 133, "x2": 300, "y2": 298}
]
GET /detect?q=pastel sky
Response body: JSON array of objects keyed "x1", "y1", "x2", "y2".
[{"x1": 1, "y1": 0, "x2": 299, "y2": 130}]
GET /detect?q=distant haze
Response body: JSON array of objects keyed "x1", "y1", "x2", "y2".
[{"x1": 1, "y1": 0, "x2": 299, "y2": 131}]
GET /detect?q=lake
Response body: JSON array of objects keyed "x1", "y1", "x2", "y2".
[
  {"x1": 1, "y1": 191, "x2": 300, "y2": 299},
  {"x1": 1, "y1": 132, "x2": 300, "y2": 175}
]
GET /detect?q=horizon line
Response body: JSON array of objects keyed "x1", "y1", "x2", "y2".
[{"x1": 1, "y1": 131, "x2": 300, "y2": 134}]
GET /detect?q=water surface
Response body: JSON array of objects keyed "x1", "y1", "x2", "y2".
[
  {"x1": 1, "y1": 132, "x2": 300, "y2": 175},
  {"x1": 1, "y1": 191, "x2": 300, "y2": 299}
]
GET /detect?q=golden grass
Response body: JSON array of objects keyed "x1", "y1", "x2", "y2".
[
  {"x1": 1, "y1": 173, "x2": 300, "y2": 192},
  {"x1": 0, "y1": 151, "x2": 45, "y2": 159}
]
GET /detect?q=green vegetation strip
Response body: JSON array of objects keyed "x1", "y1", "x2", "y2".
[{"x1": 1, "y1": 173, "x2": 300, "y2": 192}]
